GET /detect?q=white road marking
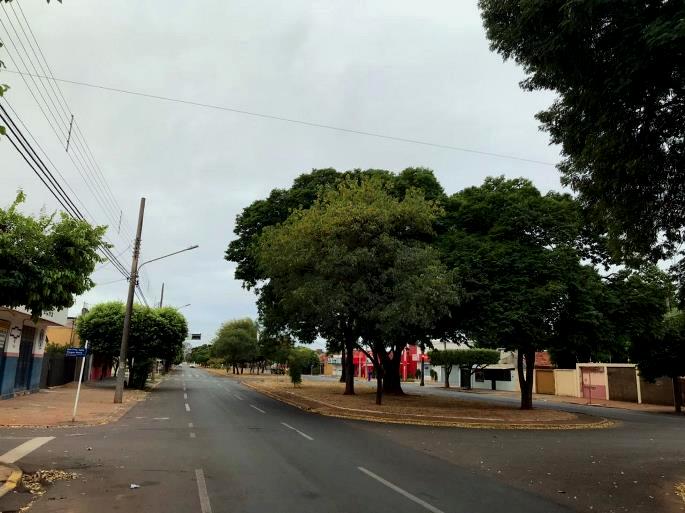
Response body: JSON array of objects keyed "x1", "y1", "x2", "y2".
[
  {"x1": 250, "y1": 404, "x2": 265, "y2": 414},
  {"x1": 357, "y1": 467, "x2": 445, "y2": 513},
  {"x1": 233, "y1": 394, "x2": 244, "y2": 401},
  {"x1": 184, "y1": 393, "x2": 188, "y2": 399},
  {"x1": 188, "y1": 422, "x2": 194, "y2": 428},
  {"x1": 190, "y1": 432, "x2": 196, "y2": 438},
  {"x1": 0, "y1": 437, "x2": 55, "y2": 464},
  {"x1": 185, "y1": 403, "x2": 191, "y2": 412},
  {"x1": 152, "y1": 417, "x2": 170, "y2": 420},
  {"x1": 280, "y1": 422, "x2": 313, "y2": 441},
  {"x1": 195, "y1": 468, "x2": 213, "y2": 513}
]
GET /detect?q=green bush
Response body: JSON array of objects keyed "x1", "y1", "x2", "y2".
[{"x1": 288, "y1": 361, "x2": 302, "y2": 386}]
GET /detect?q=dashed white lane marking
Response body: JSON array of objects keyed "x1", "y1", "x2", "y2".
[
  {"x1": 190, "y1": 432, "x2": 196, "y2": 438},
  {"x1": 233, "y1": 393, "x2": 244, "y2": 401},
  {"x1": 195, "y1": 468, "x2": 213, "y2": 513},
  {"x1": 250, "y1": 404, "x2": 265, "y2": 414},
  {"x1": 280, "y1": 422, "x2": 313, "y2": 441},
  {"x1": 184, "y1": 393, "x2": 188, "y2": 399},
  {"x1": 185, "y1": 403, "x2": 191, "y2": 412},
  {"x1": 188, "y1": 422, "x2": 194, "y2": 428},
  {"x1": 0, "y1": 437, "x2": 55, "y2": 464},
  {"x1": 152, "y1": 417, "x2": 170, "y2": 420},
  {"x1": 357, "y1": 467, "x2": 445, "y2": 513}
]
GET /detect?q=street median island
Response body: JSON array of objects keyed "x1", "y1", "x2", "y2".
[{"x1": 209, "y1": 372, "x2": 613, "y2": 430}]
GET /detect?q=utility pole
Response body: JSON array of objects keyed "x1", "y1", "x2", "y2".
[
  {"x1": 114, "y1": 198, "x2": 146, "y2": 404},
  {"x1": 159, "y1": 282, "x2": 165, "y2": 308}
]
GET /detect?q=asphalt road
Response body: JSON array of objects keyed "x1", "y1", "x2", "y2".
[{"x1": 1, "y1": 367, "x2": 683, "y2": 513}]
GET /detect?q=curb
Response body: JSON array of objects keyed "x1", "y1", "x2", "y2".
[
  {"x1": 243, "y1": 382, "x2": 615, "y2": 431},
  {"x1": 0, "y1": 463, "x2": 22, "y2": 499}
]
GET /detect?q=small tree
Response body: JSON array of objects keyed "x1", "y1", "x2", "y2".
[
  {"x1": 288, "y1": 350, "x2": 303, "y2": 386},
  {"x1": 428, "y1": 349, "x2": 500, "y2": 388}
]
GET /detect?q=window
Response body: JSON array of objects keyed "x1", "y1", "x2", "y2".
[
  {"x1": 484, "y1": 369, "x2": 512, "y2": 381},
  {"x1": 0, "y1": 320, "x2": 9, "y2": 353}
]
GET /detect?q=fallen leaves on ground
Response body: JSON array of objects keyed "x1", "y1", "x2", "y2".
[
  {"x1": 18, "y1": 469, "x2": 78, "y2": 512},
  {"x1": 675, "y1": 482, "x2": 685, "y2": 503}
]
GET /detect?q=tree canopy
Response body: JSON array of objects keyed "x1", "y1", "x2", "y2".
[
  {"x1": 479, "y1": 0, "x2": 685, "y2": 261},
  {"x1": 1, "y1": 192, "x2": 106, "y2": 318},
  {"x1": 257, "y1": 177, "x2": 460, "y2": 403},
  {"x1": 211, "y1": 318, "x2": 261, "y2": 373},
  {"x1": 76, "y1": 302, "x2": 188, "y2": 388},
  {"x1": 438, "y1": 177, "x2": 596, "y2": 408}
]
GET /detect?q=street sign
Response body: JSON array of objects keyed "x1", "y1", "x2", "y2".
[
  {"x1": 65, "y1": 347, "x2": 87, "y2": 357},
  {"x1": 191, "y1": 333, "x2": 201, "y2": 340}
]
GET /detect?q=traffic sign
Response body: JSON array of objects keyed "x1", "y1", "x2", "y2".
[{"x1": 65, "y1": 347, "x2": 87, "y2": 357}]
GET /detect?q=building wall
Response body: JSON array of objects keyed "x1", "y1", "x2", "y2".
[
  {"x1": 639, "y1": 377, "x2": 674, "y2": 406},
  {"x1": 0, "y1": 309, "x2": 59, "y2": 399},
  {"x1": 554, "y1": 369, "x2": 579, "y2": 397},
  {"x1": 607, "y1": 367, "x2": 639, "y2": 402}
]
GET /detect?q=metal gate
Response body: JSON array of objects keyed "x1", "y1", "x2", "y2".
[{"x1": 14, "y1": 326, "x2": 35, "y2": 391}]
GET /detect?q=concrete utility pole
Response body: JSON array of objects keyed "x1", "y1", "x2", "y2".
[
  {"x1": 159, "y1": 282, "x2": 165, "y2": 308},
  {"x1": 114, "y1": 197, "x2": 146, "y2": 404}
]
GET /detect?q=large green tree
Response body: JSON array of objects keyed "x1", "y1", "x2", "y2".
[
  {"x1": 258, "y1": 178, "x2": 459, "y2": 404},
  {"x1": 211, "y1": 318, "x2": 260, "y2": 374},
  {"x1": 76, "y1": 302, "x2": 188, "y2": 388},
  {"x1": 1, "y1": 192, "x2": 106, "y2": 318},
  {"x1": 439, "y1": 177, "x2": 597, "y2": 409},
  {"x1": 479, "y1": 0, "x2": 685, "y2": 261}
]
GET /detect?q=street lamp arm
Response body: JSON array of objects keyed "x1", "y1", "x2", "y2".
[{"x1": 138, "y1": 245, "x2": 199, "y2": 271}]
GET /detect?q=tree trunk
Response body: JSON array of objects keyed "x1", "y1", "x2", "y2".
[
  {"x1": 382, "y1": 347, "x2": 405, "y2": 395},
  {"x1": 517, "y1": 349, "x2": 535, "y2": 410},
  {"x1": 444, "y1": 364, "x2": 451, "y2": 388},
  {"x1": 375, "y1": 363, "x2": 384, "y2": 405},
  {"x1": 343, "y1": 340, "x2": 355, "y2": 395},
  {"x1": 420, "y1": 366, "x2": 425, "y2": 387},
  {"x1": 673, "y1": 377, "x2": 683, "y2": 414},
  {"x1": 339, "y1": 344, "x2": 346, "y2": 383}
]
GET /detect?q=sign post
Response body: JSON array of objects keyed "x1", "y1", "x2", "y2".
[{"x1": 71, "y1": 340, "x2": 89, "y2": 422}]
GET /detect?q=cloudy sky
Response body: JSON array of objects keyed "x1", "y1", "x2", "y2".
[{"x1": 1, "y1": 0, "x2": 561, "y2": 346}]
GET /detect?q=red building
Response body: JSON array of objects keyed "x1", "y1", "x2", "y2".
[{"x1": 350, "y1": 345, "x2": 425, "y2": 379}]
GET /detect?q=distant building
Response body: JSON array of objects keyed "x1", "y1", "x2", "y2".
[{"x1": 0, "y1": 306, "x2": 69, "y2": 399}]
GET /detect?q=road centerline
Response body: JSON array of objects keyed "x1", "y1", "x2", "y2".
[
  {"x1": 185, "y1": 403, "x2": 191, "y2": 412},
  {"x1": 357, "y1": 466, "x2": 445, "y2": 513},
  {"x1": 249, "y1": 404, "x2": 266, "y2": 414},
  {"x1": 280, "y1": 422, "x2": 314, "y2": 441},
  {"x1": 233, "y1": 393, "x2": 244, "y2": 401},
  {"x1": 195, "y1": 468, "x2": 213, "y2": 513}
]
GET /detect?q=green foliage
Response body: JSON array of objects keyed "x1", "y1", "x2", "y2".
[
  {"x1": 290, "y1": 346, "x2": 320, "y2": 372},
  {"x1": 428, "y1": 348, "x2": 500, "y2": 368},
  {"x1": 479, "y1": 0, "x2": 685, "y2": 260},
  {"x1": 189, "y1": 344, "x2": 211, "y2": 365},
  {"x1": 211, "y1": 318, "x2": 260, "y2": 371},
  {"x1": 0, "y1": 192, "x2": 106, "y2": 318},
  {"x1": 226, "y1": 167, "x2": 447, "y2": 290},
  {"x1": 76, "y1": 302, "x2": 189, "y2": 386},
  {"x1": 632, "y1": 311, "x2": 685, "y2": 382},
  {"x1": 257, "y1": 177, "x2": 460, "y2": 401}
]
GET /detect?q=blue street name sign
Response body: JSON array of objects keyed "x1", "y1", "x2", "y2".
[{"x1": 65, "y1": 347, "x2": 87, "y2": 357}]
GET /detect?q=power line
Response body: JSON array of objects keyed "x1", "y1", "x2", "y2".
[
  {"x1": 1, "y1": 68, "x2": 556, "y2": 167},
  {"x1": 0, "y1": 6, "x2": 136, "y2": 245},
  {"x1": 13, "y1": 0, "x2": 136, "y2": 237}
]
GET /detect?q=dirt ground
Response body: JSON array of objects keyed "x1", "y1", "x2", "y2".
[
  {"x1": 205, "y1": 370, "x2": 610, "y2": 429},
  {"x1": 0, "y1": 383, "x2": 148, "y2": 427}
]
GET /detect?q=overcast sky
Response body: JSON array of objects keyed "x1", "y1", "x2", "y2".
[{"x1": 1, "y1": 1, "x2": 562, "y2": 347}]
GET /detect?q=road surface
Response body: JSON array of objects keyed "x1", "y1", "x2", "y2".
[{"x1": 1, "y1": 367, "x2": 682, "y2": 513}]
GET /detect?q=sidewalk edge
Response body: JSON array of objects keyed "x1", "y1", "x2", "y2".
[{"x1": 0, "y1": 463, "x2": 22, "y2": 498}]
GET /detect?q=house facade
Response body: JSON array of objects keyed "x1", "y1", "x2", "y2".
[{"x1": 0, "y1": 306, "x2": 68, "y2": 399}]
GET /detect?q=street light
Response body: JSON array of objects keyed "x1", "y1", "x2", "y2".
[
  {"x1": 113, "y1": 204, "x2": 199, "y2": 403},
  {"x1": 177, "y1": 304, "x2": 191, "y2": 310}
]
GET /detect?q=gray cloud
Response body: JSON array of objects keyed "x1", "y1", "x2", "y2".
[{"x1": 1, "y1": 0, "x2": 561, "y2": 345}]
